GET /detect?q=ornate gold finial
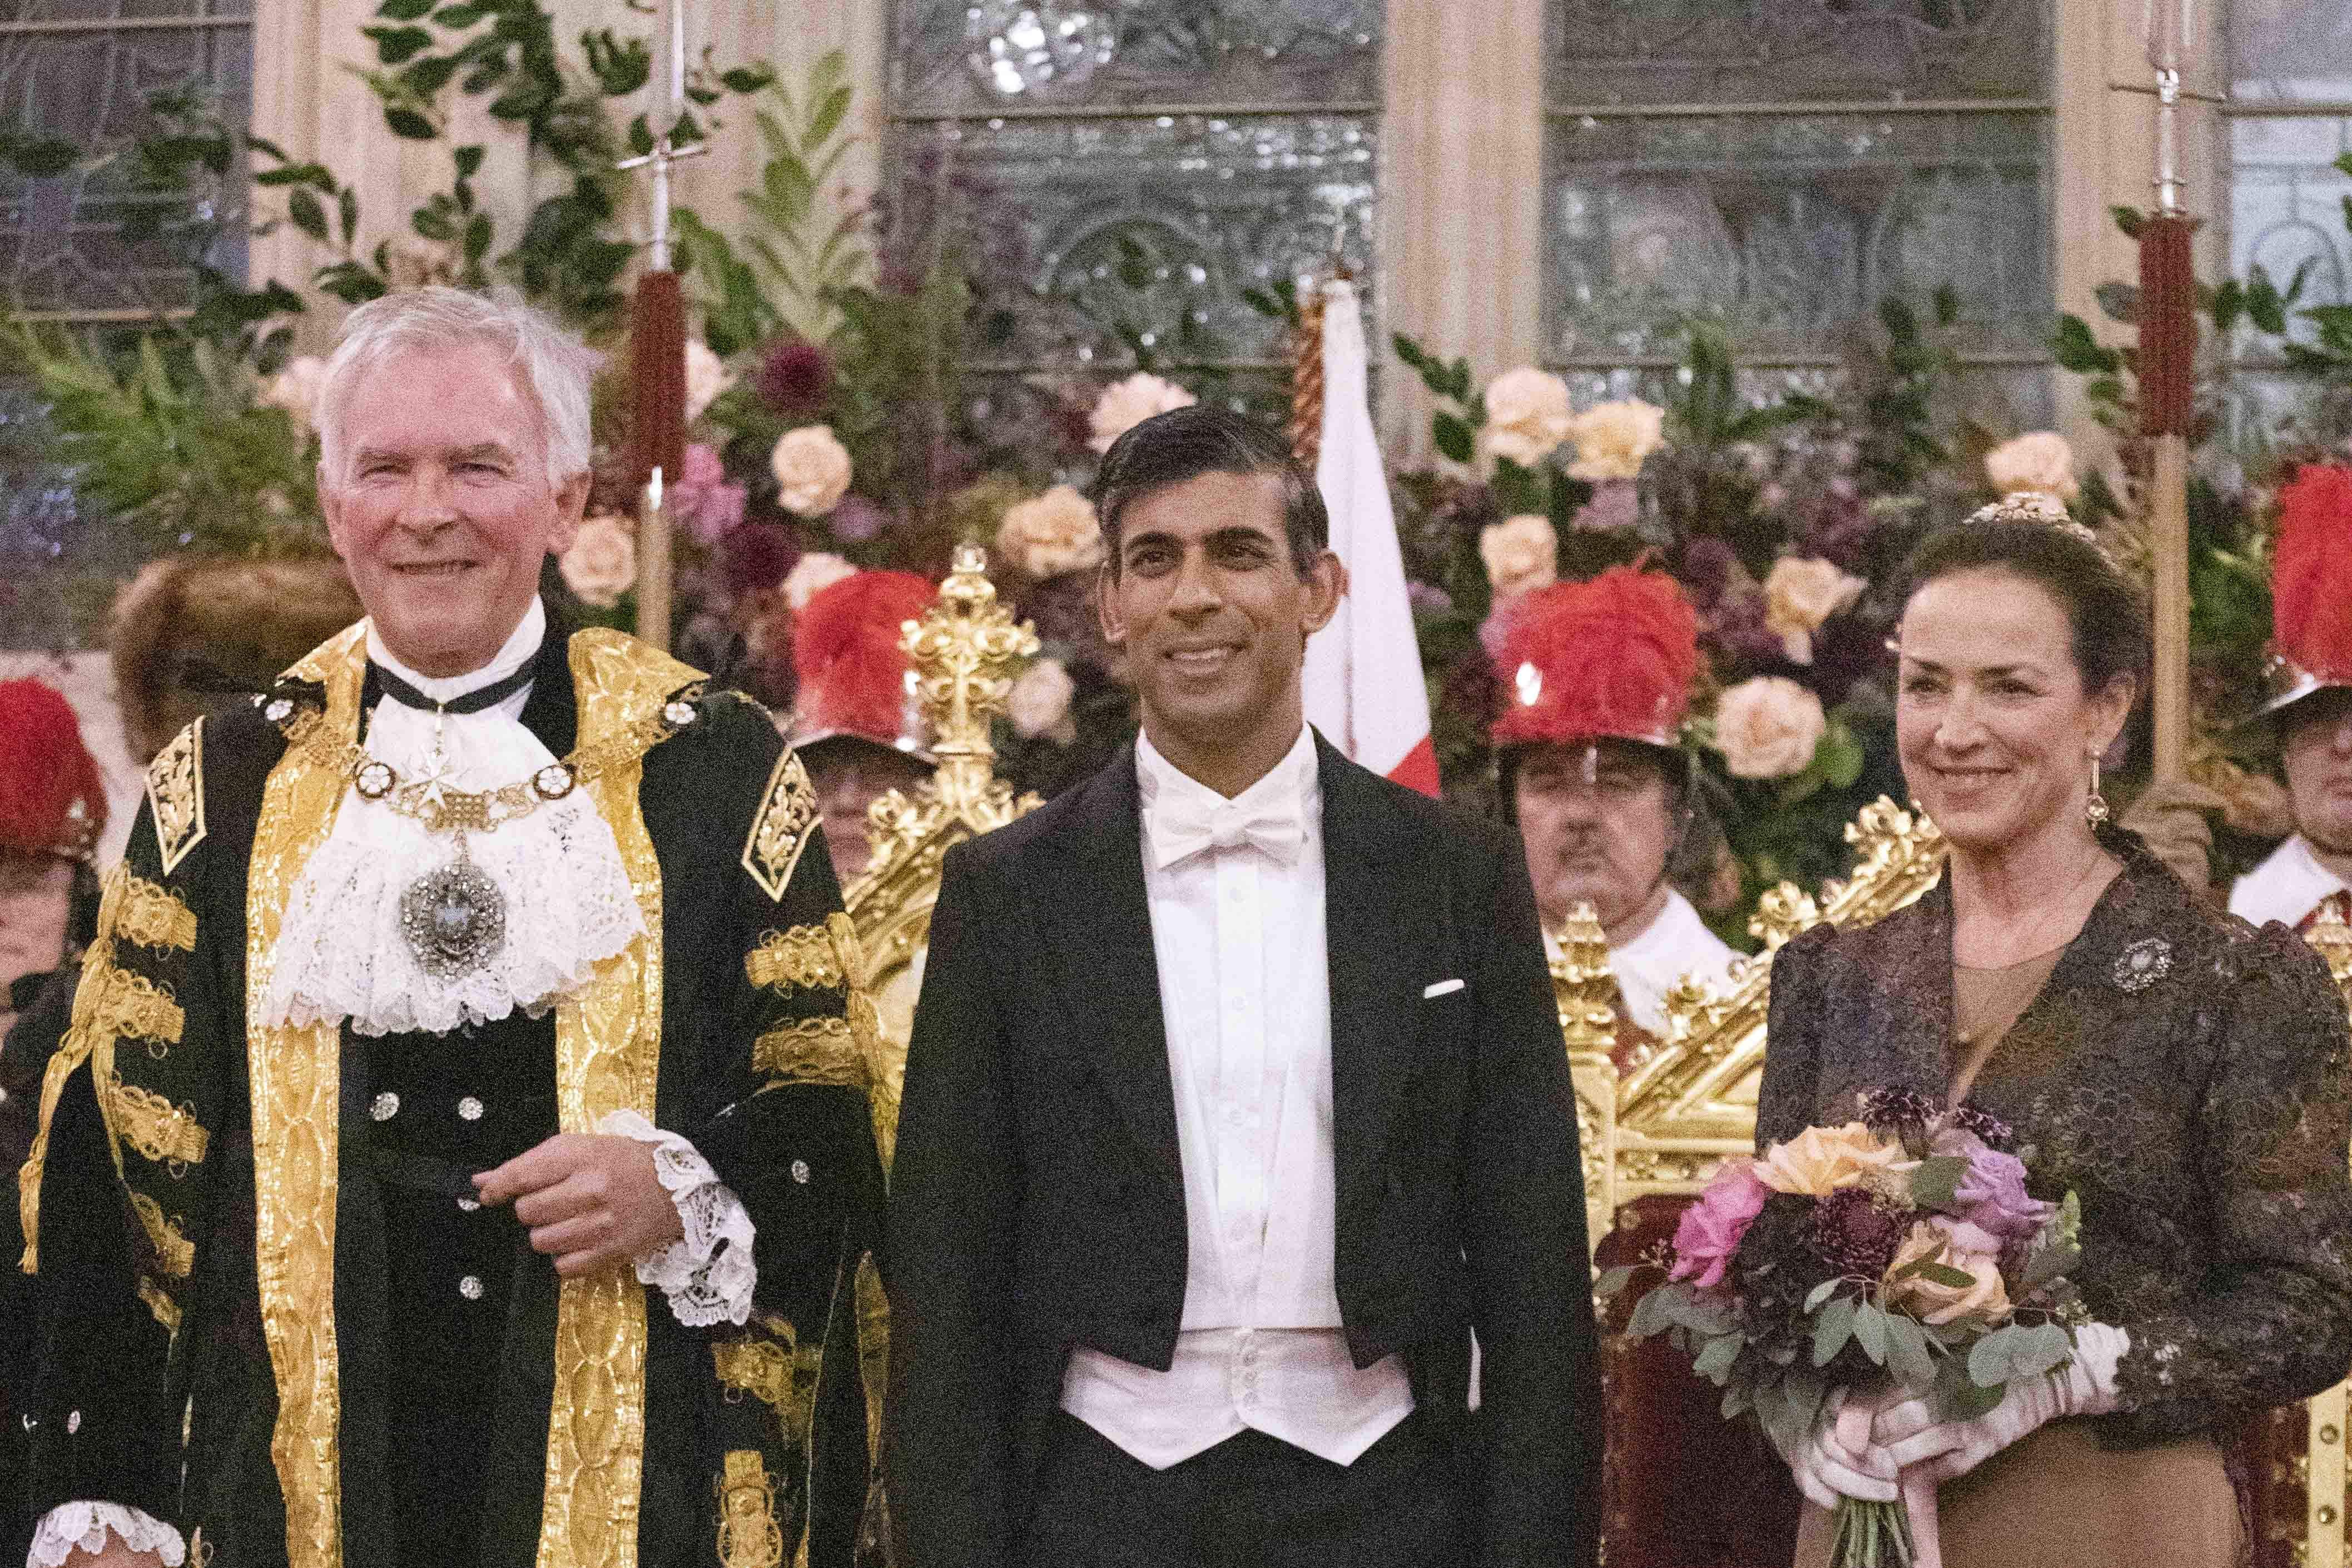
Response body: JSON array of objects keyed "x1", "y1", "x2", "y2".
[
  {"x1": 1549, "y1": 901, "x2": 1619, "y2": 1056},
  {"x1": 2308, "y1": 899, "x2": 2352, "y2": 1008},
  {"x1": 899, "y1": 543, "x2": 1043, "y2": 814}
]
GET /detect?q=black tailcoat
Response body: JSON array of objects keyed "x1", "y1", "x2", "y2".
[{"x1": 882, "y1": 735, "x2": 1602, "y2": 1568}]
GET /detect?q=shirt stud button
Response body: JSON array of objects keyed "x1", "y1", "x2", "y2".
[
  {"x1": 66, "y1": 1410, "x2": 80, "y2": 1435},
  {"x1": 458, "y1": 1275, "x2": 484, "y2": 1301},
  {"x1": 457, "y1": 1096, "x2": 484, "y2": 1122},
  {"x1": 370, "y1": 1092, "x2": 399, "y2": 1122},
  {"x1": 791, "y1": 1159, "x2": 811, "y2": 1185},
  {"x1": 456, "y1": 1198, "x2": 480, "y2": 1213}
]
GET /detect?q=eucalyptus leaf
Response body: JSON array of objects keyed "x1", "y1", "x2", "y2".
[
  {"x1": 1694, "y1": 1332, "x2": 1745, "y2": 1384},
  {"x1": 1594, "y1": 1266, "x2": 1634, "y2": 1299},
  {"x1": 1852, "y1": 1302, "x2": 1890, "y2": 1366},
  {"x1": 1908, "y1": 1155, "x2": 1968, "y2": 1211},
  {"x1": 1812, "y1": 1296, "x2": 1857, "y2": 1368},
  {"x1": 1884, "y1": 1314, "x2": 1937, "y2": 1390},
  {"x1": 1804, "y1": 1278, "x2": 1842, "y2": 1312},
  {"x1": 1967, "y1": 1327, "x2": 2016, "y2": 1387},
  {"x1": 1626, "y1": 1286, "x2": 1676, "y2": 1341}
]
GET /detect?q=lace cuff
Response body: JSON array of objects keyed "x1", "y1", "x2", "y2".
[
  {"x1": 598, "y1": 1110, "x2": 757, "y2": 1328},
  {"x1": 30, "y1": 1502, "x2": 186, "y2": 1567}
]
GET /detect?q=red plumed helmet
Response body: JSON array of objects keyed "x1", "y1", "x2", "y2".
[
  {"x1": 0, "y1": 677, "x2": 106, "y2": 859},
  {"x1": 1489, "y1": 567, "x2": 1700, "y2": 749},
  {"x1": 2272, "y1": 464, "x2": 2352, "y2": 701},
  {"x1": 791, "y1": 570, "x2": 940, "y2": 755}
]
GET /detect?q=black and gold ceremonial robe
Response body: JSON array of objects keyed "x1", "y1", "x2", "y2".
[{"x1": 17, "y1": 622, "x2": 887, "y2": 1568}]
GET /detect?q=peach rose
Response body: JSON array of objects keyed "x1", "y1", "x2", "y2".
[
  {"x1": 782, "y1": 551, "x2": 857, "y2": 612},
  {"x1": 1762, "y1": 556, "x2": 1867, "y2": 664},
  {"x1": 684, "y1": 339, "x2": 732, "y2": 425},
  {"x1": 261, "y1": 355, "x2": 329, "y2": 431},
  {"x1": 1564, "y1": 398, "x2": 1668, "y2": 483},
  {"x1": 1479, "y1": 514, "x2": 1558, "y2": 604},
  {"x1": 1088, "y1": 372, "x2": 1195, "y2": 453},
  {"x1": 1008, "y1": 657, "x2": 1078, "y2": 745},
  {"x1": 771, "y1": 424, "x2": 853, "y2": 518},
  {"x1": 1482, "y1": 367, "x2": 1575, "y2": 467},
  {"x1": 1884, "y1": 1217, "x2": 2012, "y2": 1327},
  {"x1": 998, "y1": 485, "x2": 1105, "y2": 579},
  {"x1": 1985, "y1": 431, "x2": 2079, "y2": 502},
  {"x1": 1715, "y1": 676, "x2": 1827, "y2": 781},
  {"x1": 1752, "y1": 1121, "x2": 1909, "y2": 1198},
  {"x1": 558, "y1": 515, "x2": 637, "y2": 608}
]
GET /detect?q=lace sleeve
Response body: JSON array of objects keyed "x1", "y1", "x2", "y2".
[
  {"x1": 2110, "y1": 922, "x2": 2352, "y2": 1440},
  {"x1": 29, "y1": 1502, "x2": 186, "y2": 1567},
  {"x1": 598, "y1": 1109, "x2": 758, "y2": 1328}
]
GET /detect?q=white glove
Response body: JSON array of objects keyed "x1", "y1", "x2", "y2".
[
  {"x1": 1872, "y1": 1322, "x2": 2130, "y2": 1484},
  {"x1": 1774, "y1": 1387, "x2": 1902, "y2": 1510}
]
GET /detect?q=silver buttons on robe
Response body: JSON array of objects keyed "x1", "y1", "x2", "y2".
[
  {"x1": 457, "y1": 1096, "x2": 484, "y2": 1121},
  {"x1": 370, "y1": 1092, "x2": 399, "y2": 1122},
  {"x1": 459, "y1": 1275, "x2": 484, "y2": 1301},
  {"x1": 792, "y1": 1159, "x2": 811, "y2": 1185}
]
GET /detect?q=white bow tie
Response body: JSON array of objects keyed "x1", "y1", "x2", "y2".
[{"x1": 1149, "y1": 796, "x2": 1305, "y2": 870}]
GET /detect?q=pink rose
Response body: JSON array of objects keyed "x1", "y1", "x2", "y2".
[{"x1": 1670, "y1": 1160, "x2": 1772, "y2": 1289}]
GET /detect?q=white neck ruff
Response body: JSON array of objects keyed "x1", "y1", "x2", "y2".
[{"x1": 260, "y1": 608, "x2": 648, "y2": 1038}]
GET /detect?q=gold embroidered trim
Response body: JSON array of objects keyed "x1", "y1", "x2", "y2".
[
  {"x1": 751, "y1": 1016, "x2": 863, "y2": 1086},
  {"x1": 741, "y1": 749, "x2": 818, "y2": 903},
  {"x1": 130, "y1": 1192, "x2": 195, "y2": 1277},
  {"x1": 249, "y1": 619, "x2": 367, "y2": 1568},
  {"x1": 746, "y1": 926, "x2": 846, "y2": 995},
  {"x1": 714, "y1": 1451, "x2": 786, "y2": 1568},
  {"x1": 81, "y1": 963, "x2": 184, "y2": 1053},
  {"x1": 537, "y1": 627, "x2": 694, "y2": 1568},
  {"x1": 138, "y1": 1277, "x2": 182, "y2": 1335},
  {"x1": 115, "y1": 871, "x2": 198, "y2": 952},
  {"x1": 106, "y1": 1073, "x2": 209, "y2": 1173},
  {"x1": 713, "y1": 1334, "x2": 796, "y2": 1412},
  {"x1": 145, "y1": 720, "x2": 207, "y2": 875}
]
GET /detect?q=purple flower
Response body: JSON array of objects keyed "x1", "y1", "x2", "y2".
[
  {"x1": 1572, "y1": 477, "x2": 1640, "y2": 532},
  {"x1": 825, "y1": 494, "x2": 892, "y2": 544},
  {"x1": 1670, "y1": 1160, "x2": 1772, "y2": 1289},
  {"x1": 1931, "y1": 1128, "x2": 2053, "y2": 1242},
  {"x1": 1407, "y1": 580, "x2": 1454, "y2": 617},
  {"x1": 757, "y1": 340, "x2": 836, "y2": 416},
  {"x1": 671, "y1": 443, "x2": 746, "y2": 547},
  {"x1": 722, "y1": 522, "x2": 797, "y2": 599}
]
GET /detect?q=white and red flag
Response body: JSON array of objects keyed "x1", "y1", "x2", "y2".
[{"x1": 1302, "y1": 279, "x2": 1441, "y2": 796}]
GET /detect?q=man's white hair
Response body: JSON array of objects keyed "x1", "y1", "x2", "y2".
[{"x1": 316, "y1": 286, "x2": 597, "y2": 488}]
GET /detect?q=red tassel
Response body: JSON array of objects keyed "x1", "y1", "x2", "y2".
[
  {"x1": 2138, "y1": 216, "x2": 2197, "y2": 438},
  {"x1": 629, "y1": 269, "x2": 686, "y2": 490}
]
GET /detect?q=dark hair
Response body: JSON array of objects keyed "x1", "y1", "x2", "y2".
[
  {"x1": 1896, "y1": 518, "x2": 2150, "y2": 699},
  {"x1": 1089, "y1": 404, "x2": 1328, "y2": 575}
]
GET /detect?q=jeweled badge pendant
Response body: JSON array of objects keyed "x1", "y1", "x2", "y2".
[{"x1": 400, "y1": 840, "x2": 508, "y2": 980}]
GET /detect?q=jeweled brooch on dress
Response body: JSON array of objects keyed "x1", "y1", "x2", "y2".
[{"x1": 2113, "y1": 937, "x2": 2172, "y2": 992}]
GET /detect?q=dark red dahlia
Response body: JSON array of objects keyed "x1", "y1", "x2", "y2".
[
  {"x1": 1807, "y1": 1187, "x2": 1910, "y2": 1281},
  {"x1": 757, "y1": 339, "x2": 836, "y2": 417}
]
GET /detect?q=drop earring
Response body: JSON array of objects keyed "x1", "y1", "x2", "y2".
[{"x1": 2085, "y1": 751, "x2": 2110, "y2": 827}]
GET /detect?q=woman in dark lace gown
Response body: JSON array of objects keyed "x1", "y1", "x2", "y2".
[{"x1": 1757, "y1": 510, "x2": 2352, "y2": 1568}]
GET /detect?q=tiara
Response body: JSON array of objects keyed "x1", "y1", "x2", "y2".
[{"x1": 1966, "y1": 489, "x2": 2107, "y2": 554}]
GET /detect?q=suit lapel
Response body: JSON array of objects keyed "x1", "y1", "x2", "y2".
[
  {"x1": 1046, "y1": 746, "x2": 1184, "y2": 1182},
  {"x1": 1316, "y1": 737, "x2": 1419, "y2": 1212}
]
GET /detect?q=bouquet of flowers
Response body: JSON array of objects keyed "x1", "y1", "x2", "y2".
[{"x1": 1599, "y1": 1090, "x2": 2086, "y2": 1568}]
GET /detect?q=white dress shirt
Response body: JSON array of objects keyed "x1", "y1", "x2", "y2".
[
  {"x1": 2230, "y1": 833, "x2": 2352, "y2": 929},
  {"x1": 1058, "y1": 727, "x2": 1415, "y2": 1470}
]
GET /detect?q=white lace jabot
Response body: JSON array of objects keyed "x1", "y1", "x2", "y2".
[{"x1": 259, "y1": 599, "x2": 648, "y2": 1038}]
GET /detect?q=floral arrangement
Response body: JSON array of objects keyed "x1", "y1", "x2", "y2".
[{"x1": 1601, "y1": 1091, "x2": 2085, "y2": 1567}]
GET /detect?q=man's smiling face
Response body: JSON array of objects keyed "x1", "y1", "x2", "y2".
[{"x1": 321, "y1": 341, "x2": 587, "y2": 678}]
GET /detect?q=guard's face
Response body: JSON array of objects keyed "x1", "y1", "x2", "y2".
[
  {"x1": 321, "y1": 343, "x2": 587, "y2": 678},
  {"x1": 1514, "y1": 741, "x2": 1675, "y2": 934},
  {"x1": 1097, "y1": 469, "x2": 1341, "y2": 772},
  {"x1": 1895, "y1": 568, "x2": 2132, "y2": 857},
  {"x1": 805, "y1": 741, "x2": 931, "y2": 884},
  {"x1": 2282, "y1": 687, "x2": 2352, "y2": 855}
]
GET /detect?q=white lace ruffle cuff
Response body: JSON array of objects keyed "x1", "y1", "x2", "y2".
[
  {"x1": 599, "y1": 1110, "x2": 757, "y2": 1328},
  {"x1": 30, "y1": 1501, "x2": 186, "y2": 1567}
]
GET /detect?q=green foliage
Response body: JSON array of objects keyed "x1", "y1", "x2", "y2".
[{"x1": 676, "y1": 51, "x2": 867, "y2": 355}]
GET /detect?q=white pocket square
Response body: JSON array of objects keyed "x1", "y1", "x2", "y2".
[{"x1": 1422, "y1": 978, "x2": 1466, "y2": 999}]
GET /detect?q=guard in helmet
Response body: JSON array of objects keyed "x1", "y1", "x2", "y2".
[
  {"x1": 1488, "y1": 565, "x2": 1738, "y2": 1066},
  {"x1": 789, "y1": 569, "x2": 939, "y2": 885}
]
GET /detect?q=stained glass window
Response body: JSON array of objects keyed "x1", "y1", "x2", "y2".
[
  {"x1": 1542, "y1": 0, "x2": 2053, "y2": 410},
  {"x1": 2225, "y1": 0, "x2": 2352, "y2": 426},
  {"x1": 887, "y1": 3, "x2": 1380, "y2": 434},
  {"x1": 0, "y1": 0, "x2": 252, "y2": 648}
]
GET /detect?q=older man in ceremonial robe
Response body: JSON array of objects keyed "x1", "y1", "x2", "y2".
[{"x1": 17, "y1": 288, "x2": 884, "y2": 1568}]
